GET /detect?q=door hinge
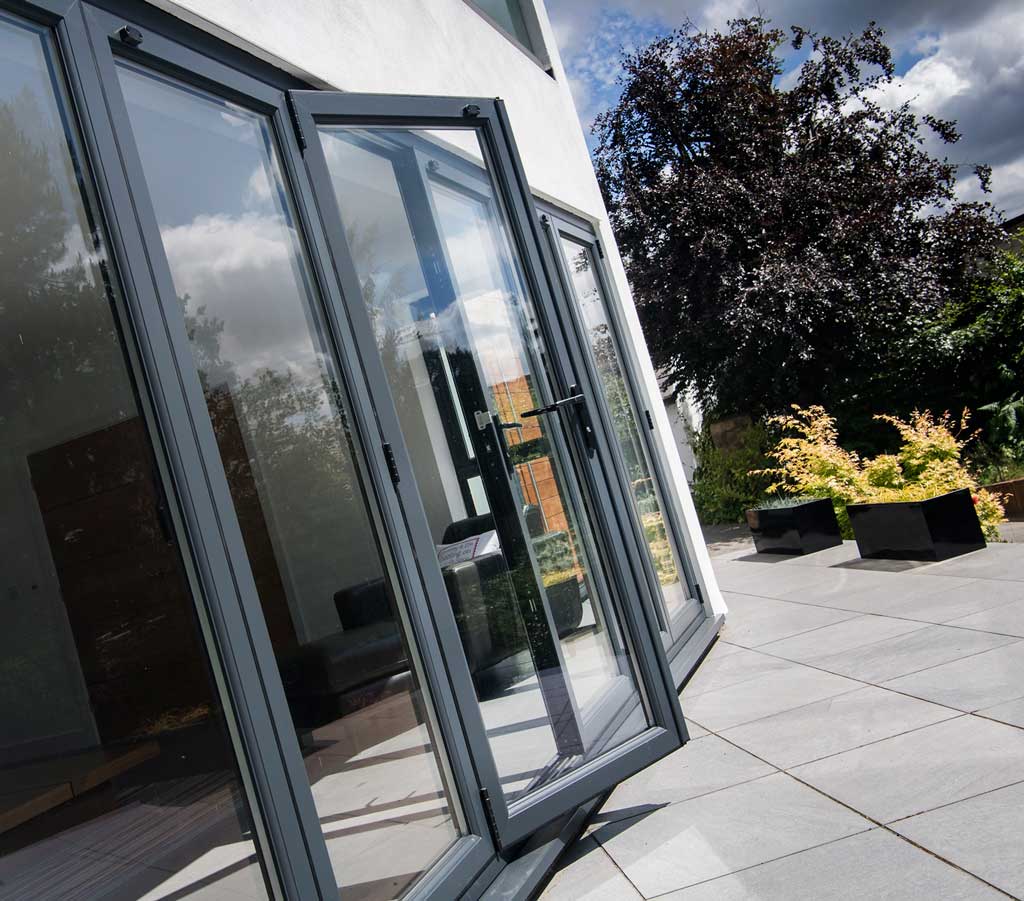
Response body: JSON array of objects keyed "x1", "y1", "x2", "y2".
[
  {"x1": 479, "y1": 788, "x2": 501, "y2": 846},
  {"x1": 382, "y1": 442, "x2": 400, "y2": 484},
  {"x1": 594, "y1": 239, "x2": 605, "y2": 259},
  {"x1": 285, "y1": 92, "x2": 307, "y2": 153},
  {"x1": 644, "y1": 409, "x2": 655, "y2": 431},
  {"x1": 693, "y1": 582, "x2": 705, "y2": 605}
]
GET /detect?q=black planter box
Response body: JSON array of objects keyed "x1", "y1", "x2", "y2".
[
  {"x1": 745, "y1": 498, "x2": 843, "y2": 555},
  {"x1": 847, "y1": 487, "x2": 986, "y2": 561}
]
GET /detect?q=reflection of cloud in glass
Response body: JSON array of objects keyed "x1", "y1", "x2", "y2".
[
  {"x1": 160, "y1": 211, "x2": 322, "y2": 383},
  {"x1": 243, "y1": 164, "x2": 274, "y2": 209}
]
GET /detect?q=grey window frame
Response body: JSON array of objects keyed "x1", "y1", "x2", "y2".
[
  {"x1": 6, "y1": 0, "x2": 696, "y2": 896},
  {"x1": 535, "y1": 202, "x2": 712, "y2": 673}
]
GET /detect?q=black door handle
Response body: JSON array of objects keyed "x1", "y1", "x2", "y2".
[{"x1": 521, "y1": 390, "x2": 586, "y2": 419}]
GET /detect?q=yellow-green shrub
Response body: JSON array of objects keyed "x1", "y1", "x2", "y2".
[{"x1": 754, "y1": 406, "x2": 1006, "y2": 540}]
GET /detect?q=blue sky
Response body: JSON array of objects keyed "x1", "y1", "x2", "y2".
[{"x1": 545, "y1": 0, "x2": 1024, "y2": 218}]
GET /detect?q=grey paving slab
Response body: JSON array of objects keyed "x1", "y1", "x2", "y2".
[
  {"x1": 891, "y1": 781, "x2": 1024, "y2": 898},
  {"x1": 807, "y1": 624, "x2": 1017, "y2": 683},
  {"x1": 868, "y1": 578, "x2": 1023, "y2": 624},
  {"x1": 681, "y1": 646, "x2": 797, "y2": 699},
  {"x1": 541, "y1": 835, "x2": 643, "y2": 900},
  {"x1": 657, "y1": 828, "x2": 1002, "y2": 900},
  {"x1": 757, "y1": 614, "x2": 926, "y2": 664},
  {"x1": 777, "y1": 569, "x2": 975, "y2": 610},
  {"x1": 791, "y1": 715, "x2": 1024, "y2": 823},
  {"x1": 912, "y1": 543, "x2": 1024, "y2": 582},
  {"x1": 682, "y1": 720, "x2": 708, "y2": 739},
  {"x1": 593, "y1": 773, "x2": 870, "y2": 898},
  {"x1": 682, "y1": 663, "x2": 860, "y2": 732},
  {"x1": 977, "y1": 697, "x2": 1024, "y2": 729},
  {"x1": 949, "y1": 598, "x2": 1024, "y2": 637},
  {"x1": 882, "y1": 640, "x2": 1024, "y2": 712},
  {"x1": 712, "y1": 563, "x2": 838, "y2": 600},
  {"x1": 719, "y1": 686, "x2": 959, "y2": 769},
  {"x1": 717, "y1": 595, "x2": 859, "y2": 648},
  {"x1": 596, "y1": 735, "x2": 776, "y2": 827}
]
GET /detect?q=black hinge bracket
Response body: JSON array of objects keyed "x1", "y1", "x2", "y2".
[
  {"x1": 382, "y1": 442, "x2": 400, "y2": 484},
  {"x1": 595, "y1": 239, "x2": 605, "y2": 259},
  {"x1": 285, "y1": 92, "x2": 307, "y2": 153},
  {"x1": 644, "y1": 409, "x2": 655, "y2": 431},
  {"x1": 479, "y1": 788, "x2": 501, "y2": 846},
  {"x1": 117, "y1": 25, "x2": 143, "y2": 46},
  {"x1": 693, "y1": 582, "x2": 705, "y2": 605}
]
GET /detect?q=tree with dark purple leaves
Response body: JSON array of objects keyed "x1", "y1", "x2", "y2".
[{"x1": 594, "y1": 17, "x2": 1005, "y2": 449}]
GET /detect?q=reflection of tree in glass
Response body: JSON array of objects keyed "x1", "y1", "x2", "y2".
[
  {"x1": 568, "y1": 247, "x2": 680, "y2": 588},
  {"x1": 182, "y1": 298, "x2": 363, "y2": 571},
  {"x1": 0, "y1": 93, "x2": 128, "y2": 430}
]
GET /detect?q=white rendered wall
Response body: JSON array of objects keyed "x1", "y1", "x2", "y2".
[{"x1": 150, "y1": 0, "x2": 726, "y2": 617}]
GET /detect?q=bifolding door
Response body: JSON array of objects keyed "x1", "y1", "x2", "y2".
[{"x1": 0, "y1": 3, "x2": 693, "y2": 898}]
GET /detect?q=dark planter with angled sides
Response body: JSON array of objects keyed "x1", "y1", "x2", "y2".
[
  {"x1": 745, "y1": 498, "x2": 843, "y2": 555},
  {"x1": 847, "y1": 487, "x2": 986, "y2": 561}
]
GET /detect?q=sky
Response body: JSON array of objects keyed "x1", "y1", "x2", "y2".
[{"x1": 545, "y1": 0, "x2": 1024, "y2": 220}]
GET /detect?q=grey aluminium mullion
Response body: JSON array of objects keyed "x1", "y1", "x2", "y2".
[{"x1": 74, "y1": 7, "x2": 334, "y2": 897}]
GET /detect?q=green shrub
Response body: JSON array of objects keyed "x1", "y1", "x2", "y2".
[
  {"x1": 755, "y1": 405, "x2": 1007, "y2": 540},
  {"x1": 691, "y1": 420, "x2": 774, "y2": 523}
]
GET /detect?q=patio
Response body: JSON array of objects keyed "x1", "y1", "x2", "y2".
[{"x1": 541, "y1": 533, "x2": 1024, "y2": 900}]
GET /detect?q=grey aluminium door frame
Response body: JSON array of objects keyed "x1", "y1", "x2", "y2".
[
  {"x1": 536, "y1": 204, "x2": 709, "y2": 657},
  {"x1": 289, "y1": 89, "x2": 689, "y2": 848},
  {"x1": 70, "y1": 5, "x2": 498, "y2": 900}
]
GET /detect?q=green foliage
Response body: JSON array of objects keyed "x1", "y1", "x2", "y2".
[
  {"x1": 937, "y1": 235, "x2": 1024, "y2": 472},
  {"x1": 751, "y1": 496, "x2": 816, "y2": 510},
  {"x1": 691, "y1": 421, "x2": 774, "y2": 523},
  {"x1": 641, "y1": 510, "x2": 681, "y2": 586},
  {"x1": 756, "y1": 406, "x2": 1007, "y2": 540},
  {"x1": 973, "y1": 388, "x2": 1024, "y2": 483}
]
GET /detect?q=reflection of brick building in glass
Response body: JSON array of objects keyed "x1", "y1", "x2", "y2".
[{"x1": 491, "y1": 374, "x2": 572, "y2": 545}]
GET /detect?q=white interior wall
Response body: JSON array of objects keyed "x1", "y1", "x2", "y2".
[{"x1": 150, "y1": 0, "x2": 726, "y2": 616}]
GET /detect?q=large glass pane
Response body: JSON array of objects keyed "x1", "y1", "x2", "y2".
[
  {"x1": 0, "y1": 14, "x2": 267, "y2": 899},
  {"x1": 560, "y1": 237, "x2": 696, "y2": 637},
  {"x1": 117, "y1": 64, "x2": 459, "y2": 899},
  {"x1": 318, "y1": 127, "x2": 650, "y2": 802}
]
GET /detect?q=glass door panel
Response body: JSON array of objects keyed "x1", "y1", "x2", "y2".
[
  {"x1": 115, "y1": 63, "x2": 460, "y2": 899},
  {"x1": 315, "y1": 125, "x2": 651, "y2": 804},
  {"x1": 0, "y1": 13, "x2": 267, "y2": 899},
  {"x1": 557, "y1": 236, "x2": 702, "y2": 644}
]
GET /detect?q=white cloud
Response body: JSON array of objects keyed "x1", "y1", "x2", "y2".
[
  {"x1": 868, "y1": 0, "x2": 1024, "y2": 215},
  {"x1": 160, "y1": 212, "x2": 323, "y2": 382},
  {"x1": 877, "y1": 56, "x2": 970, "y2": 112}
]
